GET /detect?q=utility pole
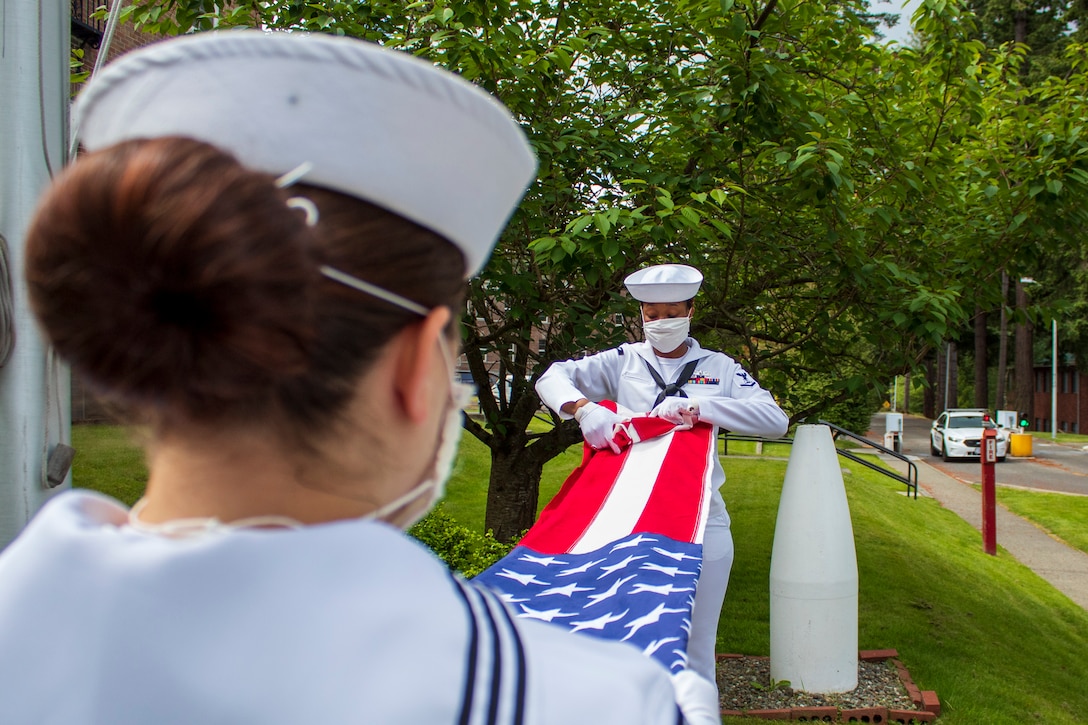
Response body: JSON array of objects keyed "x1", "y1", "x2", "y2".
[
  {"x1": 0, "y1": 0, "x2": 72, "y2": 548},
  {"x1": 1051, "y1": 318, "x2": 1057, "y2": 439}
]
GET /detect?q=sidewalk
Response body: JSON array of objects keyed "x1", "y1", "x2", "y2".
[{"x1": 884, "y1": 454, "x2": 1088, "y2": 611}]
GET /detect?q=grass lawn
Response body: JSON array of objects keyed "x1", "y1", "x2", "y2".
[
  {"x1": 722, "y1": 459, "x2": 1088, "y2": 724},
  {"x1": 70, "y1": 425, "x2": 148, "y2": 506},
  {"x1": 1028, "y1": 430, "x2": 1088, "y2": 447},
  {"x1": 71, "y1": 422, "x2": 1088, "y2": 724},
  {"x1": 994, "y1": 487, "x2": 1088, "y2": 556}
]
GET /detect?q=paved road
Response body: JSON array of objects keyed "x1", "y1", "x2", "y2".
[
  {"x1": 866, "y1": 412, "x2": 1088, "y2": 610},
  {"x1": 871, "y1": 413, "x2": 1088, "y2": 496}
]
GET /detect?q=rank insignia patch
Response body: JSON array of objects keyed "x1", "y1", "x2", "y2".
[{"x1": 735, "y1": 370, "x2": 757, "y2": 387}]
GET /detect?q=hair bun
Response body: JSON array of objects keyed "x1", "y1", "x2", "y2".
[{"x1": 26, "y1": 137, "x2": 317, "y2": 418}]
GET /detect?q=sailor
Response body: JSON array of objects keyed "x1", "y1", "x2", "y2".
[
  {"x1": 0, "y1": 32, "x2": 716, "y2": 724},
  {"x1": 536, "y1": 263, "x2": 790, "y2": 693}
]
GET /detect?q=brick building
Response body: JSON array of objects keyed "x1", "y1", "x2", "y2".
[
  {"x1": 71, "y1": 0, "x2": 163, "y2": 77},
  {"x1": 1031, "y1": 360, "x2": 1084, "y2": 434}
]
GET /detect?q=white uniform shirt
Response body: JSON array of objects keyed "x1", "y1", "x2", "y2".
[
  {"x1": 536, "y1": 339, "x2": 789, "y2": 520},
  {"x1": 0, "y1": 491, "x2": 682, "y2": 725}
]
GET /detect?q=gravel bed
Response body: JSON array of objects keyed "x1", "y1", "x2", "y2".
[{"x1": 717, "y1": 656, "x2": 918, "y2": 713}]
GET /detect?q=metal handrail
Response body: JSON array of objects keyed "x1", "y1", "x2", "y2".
[
  {"x1": 818, "y1": 420, "x2": 918, "y2": 499},
  {"x1": 71, "y1": 0, "x2": 105, "y2": 47},
  {"x1": 720, "y1": 421, "x2": 919, "y2": 499}
]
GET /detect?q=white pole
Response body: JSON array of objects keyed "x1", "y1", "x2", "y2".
[
  {"x1": 0, "y1": 0, "x2": 72, "y2": 548},
  {"x1": 1052, "y1": 318, "x2": 1057, "y2": 440},
  {"x1": 892, "y1": 376, "x2": 898, "y2": 412}
]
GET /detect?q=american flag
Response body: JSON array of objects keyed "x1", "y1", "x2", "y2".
[{"x1": 474, "y1": 405, "x2": 716, "y2": 674}]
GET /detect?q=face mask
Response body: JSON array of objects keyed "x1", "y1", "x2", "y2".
[
  {"x1": 320, "y1": 265, "x2": 474, "y2": 529},
  {"x1": 643, "y1": 315, "x2": 690, "y2": 353}
]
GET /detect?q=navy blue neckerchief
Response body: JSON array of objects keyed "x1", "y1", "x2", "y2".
[{"x1": 642, "y1": 355, "x2": 702, "y2": 407}]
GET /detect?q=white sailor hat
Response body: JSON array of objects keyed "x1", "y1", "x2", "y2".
[
  {"x1": 624, "y1": 264, "x2": 703, "y2": 303},
  {"x1": 71, "y1": 30, "x2": 538, "y2": 279}
]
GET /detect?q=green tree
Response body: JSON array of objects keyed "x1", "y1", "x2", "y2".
[
  {"x1": 119, "y1": 0, "x2": 1088, "y2": 538},
  {"x1": 967, "y1": 0, "x2": 1086, "y2": 81},
  {"x1": 960, "y1": 0, "x2": 1088, "y2": 418}
]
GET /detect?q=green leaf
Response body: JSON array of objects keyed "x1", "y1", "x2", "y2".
[
  {"x1": 568, "y1": 216, "x2": 592, "y2": 235},
  {"x1": 594, "y1": 214, "x2": 612, "y2": 236},
  {"x1": 727, "y1": 12, "x2": 746, "y2": 41},
  {"x1": 680, "y1": 206, "x2": 701, "y2": 226},
  {"x1": 528, "y1": 237, "x2": 556, "y2": 253},
  {"x1": 788, "y1": 152, "x2": 815, "y2": 172}
]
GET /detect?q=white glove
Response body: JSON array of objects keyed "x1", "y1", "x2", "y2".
[
  {"x1": 650, "y1": 397, "x2": 700, "y2": 429},
  {"x1": 574, "y1": 402, "x2": 624, "y2": 454},
  {"x1": 670, "y1": 670, "x2": 721, "y2": 725}
]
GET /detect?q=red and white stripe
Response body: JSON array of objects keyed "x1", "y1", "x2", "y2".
[{"x1": 520, "y1": 405, "x2": 717, "y2": 555}]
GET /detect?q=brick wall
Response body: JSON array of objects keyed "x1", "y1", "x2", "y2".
[
  {"x1": 1032, "y1": 364, "x2": 1085, "y2": 434},
  {"x1": 71, "y1": 0, "x2": 164, "y2": 76}
]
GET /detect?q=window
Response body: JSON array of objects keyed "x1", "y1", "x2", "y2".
[{"x1": 949, "y1": 416, "x2": 988, "y2": 429}]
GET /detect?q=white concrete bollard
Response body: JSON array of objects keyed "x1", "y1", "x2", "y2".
[{"x1": 769, "y1": 424, "x2": 858, "y2": 693}]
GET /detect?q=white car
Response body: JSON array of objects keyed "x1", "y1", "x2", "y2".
[{"x1": 930, "y1": 409, "x2": 1009, "y2": 462}]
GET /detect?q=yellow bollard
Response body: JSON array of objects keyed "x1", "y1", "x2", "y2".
[{"x1": 1009, "y1": 433, "x2": 1033, "y2": 457}]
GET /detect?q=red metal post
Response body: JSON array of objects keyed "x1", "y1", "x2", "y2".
[{"x1": 981, "y1": 427, "x2": 997, "y2": 555}]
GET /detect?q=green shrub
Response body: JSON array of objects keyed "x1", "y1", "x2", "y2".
[{"x1": 409, "y1": 505, "x2": 514, "y2": 577}]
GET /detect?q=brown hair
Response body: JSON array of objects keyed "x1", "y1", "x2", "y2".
[{"x1": 26, "y1": 137, "x2": 464, "y2": 439}]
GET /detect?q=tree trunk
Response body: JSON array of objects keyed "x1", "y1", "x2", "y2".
[
  {"x1": 484, "y1": 446, "x2": 546, "y2": 542},
  {"x1": 1014, "y1": 278, "x2": 1035, "y2": 427},
  {"x1": 936, "y1": 343, "x2": 950, "y2": 412},
  {"x1": 1015, "y1": 10, "x2": 1027, "y2": 44},
  {"x1": 481, "y1": 419, "x2": 583, "y2": 543},
  {"x1": 996, "y1": 271, "x2": 1009, "y2": 410},
  {"x1": 924, "y1": 355, "x2": 936, "y2": 418},
  {"x1": 947, "y1": 342, "x2": 959, "y2": 409},
  {"x1": 903, "y1": 372, "x2": 911, "y2": 414},
  {"x1": 974, "y1": 306, "x2": 988, "y2": 409}
]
